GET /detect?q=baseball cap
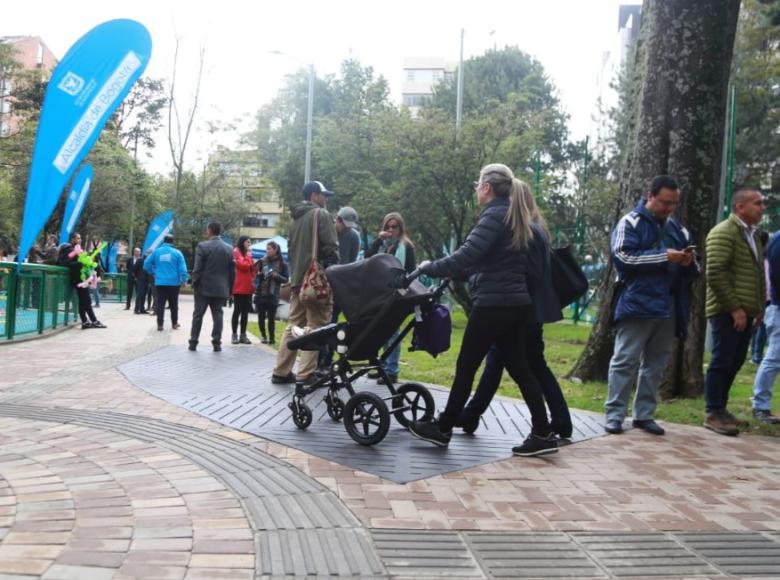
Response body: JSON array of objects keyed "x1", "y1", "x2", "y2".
[
  {"x1": 337, "y1": 206, "x2": 359, "y2": 229},
  {"x1": 302, "y1": 181, "x2": 335, "y2": 198}
]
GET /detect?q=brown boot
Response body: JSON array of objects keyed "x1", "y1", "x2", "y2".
[{"x1": 704, "y1": 411, "x2": 739, "y2": 436}]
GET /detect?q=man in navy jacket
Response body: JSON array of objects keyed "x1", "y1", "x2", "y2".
[{"x1": 605, "y1": 175, "x2": 698, "y2": 436}]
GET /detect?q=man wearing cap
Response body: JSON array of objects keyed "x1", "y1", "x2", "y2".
[
  {"x1": 272, "y1": 181, "x2": 340, "y2": 385},
  {"x1": 336, "y1": 206, "x2": 361, "y2": 265}
]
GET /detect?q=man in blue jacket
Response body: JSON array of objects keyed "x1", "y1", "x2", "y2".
[
  {"x1": 144, "y1": 235, "x2": 188, "y2": 331},
  {"x1": 751, "y1": 231, "x2": 780, "y2": 424},
  {"x1": 605, "y1": 175, "x2": 698, "y2": 436}
]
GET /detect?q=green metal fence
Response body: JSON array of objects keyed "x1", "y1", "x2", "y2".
[
  {"x1": 0, "y1": 264, "x2": 130, "y2": 340},
  {"x1": 0, "y1": 262, "x2": 76, "y2": 340}
]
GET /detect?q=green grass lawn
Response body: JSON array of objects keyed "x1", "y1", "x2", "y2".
[{"x1": 249, "y1": 309, "x2": 780, "y2": 436}]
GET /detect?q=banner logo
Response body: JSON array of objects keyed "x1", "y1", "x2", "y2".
[{"x1": 57, "y1": 72, "x2": 85, "y2": 96}]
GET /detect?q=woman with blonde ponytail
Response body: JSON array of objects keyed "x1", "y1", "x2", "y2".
[
  {"x1": 460, "y1": 180, "x2": 572, "y2": 439},
  {"x1": 410, "y1": 164, "x2": 558, "y2": 457}
]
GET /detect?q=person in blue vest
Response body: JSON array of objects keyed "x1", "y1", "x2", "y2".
[
  {"x1": 144, "y1": 235, "x2": 188, "y2": 331},
  {"x1": 605, "y1": 175, "x2": 698, "y2": 436}
]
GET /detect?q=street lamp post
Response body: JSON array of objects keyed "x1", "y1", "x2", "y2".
[{"x1": 270, "y1": 50, "x2": 314, "y2": 183}]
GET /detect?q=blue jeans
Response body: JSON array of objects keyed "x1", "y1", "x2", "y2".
[
  {"x1": 383, "y1": 329, "x2": 401, "y2": 376},
  {"x1": 751, "y1": 321, "x2": 767, "y2": 363},
  {"x1": 753, "y1": 305, "x2": 780, "y2": 411},
  {"x1": 704, "y1": 312, "x2": 753, "y2": 412}
]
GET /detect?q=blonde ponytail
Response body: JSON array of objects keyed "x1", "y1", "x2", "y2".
[{"x1": 504, "y1": 178, "x2": 534, "y2": 250}]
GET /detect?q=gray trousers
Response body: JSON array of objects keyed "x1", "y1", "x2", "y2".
[
  {"x1": 190, "y1": 295, "x2": 226, "y2": 346},
  {"x1": 605, "y1": 314, "x2": 676, "y2": 423}
]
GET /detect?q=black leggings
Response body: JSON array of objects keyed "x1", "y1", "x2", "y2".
[
  {"x1": 231, "y1": 294, "x2": 252, "y2": 334},
  {"x1": 438, "y1": 304, "x2": 551, "y2": 436},
  {"x1": 75, "y1": 286, "x2": 97, "y2": 323},
  {"x1": 257, "y1": 302, "x2": 278, "y2": 341}
]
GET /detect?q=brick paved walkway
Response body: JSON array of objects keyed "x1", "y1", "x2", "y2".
[{"x1": 0, "y1": 297, "x2": 778, "y2": 579}]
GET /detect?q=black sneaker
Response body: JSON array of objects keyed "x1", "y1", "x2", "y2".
[
  {"x1": 212, "y1": 342, "x2": 222, "y2": 352},
  {"x1": 377, "y1": 373, "x2": 398, "y2": 385},
  {"x1": 91, "y1": 321, "x2": 106, "y2": 329},
  {"x1": 753, "y1": 409, "x2": 780, "y2": 424},
  {"x1": 512, "y1": 433, "x2": 559, "y2": 457},
  {"x1": 408, "y1": 418, "x2": 452, "y2": 447},
  {"x1": 81, "y1": 322, "x2": 93, "y2": 329},
  {"x1": 188, "y1": 341, "x2": 197, "y2": 352},
  {"x1": 271, "y1": 372, "x2": 296, "y2": 384}
]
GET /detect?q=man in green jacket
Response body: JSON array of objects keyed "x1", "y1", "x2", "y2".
[
  {"x1": 272, "y1": 181, "x2": 339, "y2": 385},
  {"x1": 704, "y1": 188, "x2": 766, "y2": 436}
]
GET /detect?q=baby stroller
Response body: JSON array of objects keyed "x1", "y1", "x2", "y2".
[{"x1": 286, "y1": 254, "x2": 450, "y2": 446}]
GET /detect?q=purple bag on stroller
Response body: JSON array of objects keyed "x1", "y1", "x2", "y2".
[{"x1": 411, "y1": 304, "x2": 451, "y2": 357}]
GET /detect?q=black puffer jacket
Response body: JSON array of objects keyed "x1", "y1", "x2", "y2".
[{"x1": 422, "y1": 196, "x2": 530, "y2": 307}]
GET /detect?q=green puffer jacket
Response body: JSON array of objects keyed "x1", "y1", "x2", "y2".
[{"x1": 705, "y1": 215, "x2": 765, "y2": 318}]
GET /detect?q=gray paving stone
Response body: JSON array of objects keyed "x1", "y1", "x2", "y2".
[
  {"x1": 465, "y1": 532, "x2": 605, "y2": 579},
  {"x1": 372, "y1": 530, "x2": 484, "y2": 578},
  {"x1": 257, "y1": 528, "x2": 386, "y2": 578},
  {"x1": 676, "y1": 532, "x2": 780, "y2": 576}
]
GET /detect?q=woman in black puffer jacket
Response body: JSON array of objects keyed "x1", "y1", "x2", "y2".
[{"x1": 409, "y1": 163, "x2": 556, "y2": 457}]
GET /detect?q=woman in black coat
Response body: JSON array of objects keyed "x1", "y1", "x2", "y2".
[
  {"x1": 253, "y1": 241, "x2": 289, "y2": 344},
  {"x1": 409, "y1": 163, "x2": 557, "y2": 457},
  {"x1": 459, "y1": 181, "x2": 572, "y2": 438}
]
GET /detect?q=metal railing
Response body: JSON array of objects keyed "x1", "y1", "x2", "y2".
[{"x1": 0, "y1": 262, "x2": 76, "y2": 340}]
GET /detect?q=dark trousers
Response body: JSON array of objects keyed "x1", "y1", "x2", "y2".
[
  {"x1": 135, "y1": 279, "x2": 148, "y2": 312},
  {"x1": 190, "y1": 294, "x2": 225, "y2": 345},
  {"x1": 463, "y1": 324, "x2": 573, "y2": 437},
  {"x1": 125, "y1": 277, "x2": 136, "y2": 308},
  {"x1": 75, "y1": 286, "x2": 97, "y2": 323},
  {"x1": 256, "y1": 302, "x2": 278, "y2": 342},
  {"x1": 231, "y1": 294, "x2": 252, "y2": 335},
  {"x1": 437, "y1": 305, "x2": 551, "y2": 436},
  {"x1": 704, "y1": 312, "x2": 753, "y2": 412},
  {"x1": 156, "y1": 286, "x2": 180, "y2": 327}
]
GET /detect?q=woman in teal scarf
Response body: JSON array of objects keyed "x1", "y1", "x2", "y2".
[{"x1": 366, "y1": 212, "x2": 417, "y2": 384}]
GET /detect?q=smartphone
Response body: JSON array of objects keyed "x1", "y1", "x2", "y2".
[{"x1": 684, "y1": 245, "x2": 696, "y2": 253}]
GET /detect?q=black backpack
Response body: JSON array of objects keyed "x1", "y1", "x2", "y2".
[
  {"x1": 57, "y1": 244, "x2": 72, "y2": 267},
  {"x1": 550, "y1": 246, "x2": 588, "y2": 307}
]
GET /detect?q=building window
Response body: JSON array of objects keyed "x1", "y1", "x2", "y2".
[
  {"x1": 402, "y1": 94, "x2": 429, "y2": 108},
  {"x1": 37, "y1": 43, "x2": 44, "y2": 66},
  {"x1": 406, "y1": 70, "x2": 415, "y2": 82}
]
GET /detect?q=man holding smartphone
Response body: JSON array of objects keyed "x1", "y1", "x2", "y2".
[{"x1": 605, "y1": 175, "x2": 699, "y2": 436}]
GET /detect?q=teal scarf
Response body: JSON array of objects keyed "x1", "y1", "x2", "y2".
[{"x1": 381, "y1": 238, "x2": 406, "y2": 269}]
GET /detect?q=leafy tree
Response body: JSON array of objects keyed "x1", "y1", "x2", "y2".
[{"x1": 112, "y1": 76, "x2": 168, "y2": 157}]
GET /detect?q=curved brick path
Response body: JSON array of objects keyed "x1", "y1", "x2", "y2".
[{"x1": 0, "y1": 297, "x2": 778, "y2": 579}]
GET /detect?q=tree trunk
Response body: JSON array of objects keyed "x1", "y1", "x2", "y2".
[{"x1": 570, "y1": 0, "x2": 741, "y2": 399}]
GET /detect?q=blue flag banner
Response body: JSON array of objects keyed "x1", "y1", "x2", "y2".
[
  {"x1": 98, "y1": 240, "x2": 118, "y2": 274},
  {"x1": 142, "y1": 210, "x2": 174, "y2": 255},
  {"x1": 59, "y1": 163, "x2": 94, "y2": 244},
  {"x1": 17, "y1": 19, "x2": 152, "y2": 269},
  {"x1": 108, "y1": 241, "x2": 118, "y2": 274}
]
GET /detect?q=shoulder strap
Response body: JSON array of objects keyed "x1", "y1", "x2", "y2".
[{"x1": 311, "y1": 209, "x2": 319, "y2": 261}]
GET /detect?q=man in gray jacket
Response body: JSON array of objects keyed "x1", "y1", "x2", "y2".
[
  {"x1": 189, "y1": 222, "x2": 235, "y2": 352},
  {"x1": 272, "y1": 181, "x2": 339, "y2": 384}
]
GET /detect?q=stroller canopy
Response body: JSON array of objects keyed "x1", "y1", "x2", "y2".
[{"x1": 326, "y1": 254, "x2": 425, "y2": 322}]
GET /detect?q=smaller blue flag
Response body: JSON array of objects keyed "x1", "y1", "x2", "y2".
[
  {"x1": 142, "y1": 210, "x2": 174, "y2": 255},
  {"x1": 59, "y1": 164, "x2": 94, "y2": 244}
]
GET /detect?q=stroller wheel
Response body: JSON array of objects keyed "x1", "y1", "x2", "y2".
[
  {"x1": 289, "y1": 398, "x2": 313, "y2": 429},
  {"x1": 343, "y1": 392, "x2": 390, "y2": 446},
  {"x1": 325, "y1": 392, "x2": 345, "y2": 421},
  {"x1": 392, "y1": 382, "x2": 435, "y2": 428}
]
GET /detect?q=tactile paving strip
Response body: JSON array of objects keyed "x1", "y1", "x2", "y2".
[
  {"x1": 676, "y1": 532, "x2": 780, "y2": 577},
  {"x1": 118, "y1": 345, "x2": 608, "y2": 483}
]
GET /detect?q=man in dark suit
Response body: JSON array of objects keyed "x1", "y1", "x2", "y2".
[
  {"x1": 124, "y1": 247, "x2": 141, "y2": 310},
  {"x1": 189, "y1": 222, "x2": 235, "y2": 352}
]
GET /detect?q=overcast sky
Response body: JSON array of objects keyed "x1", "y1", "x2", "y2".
[{"x1": 3, "y1": 0, "x2": 640, "y2": 174}]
